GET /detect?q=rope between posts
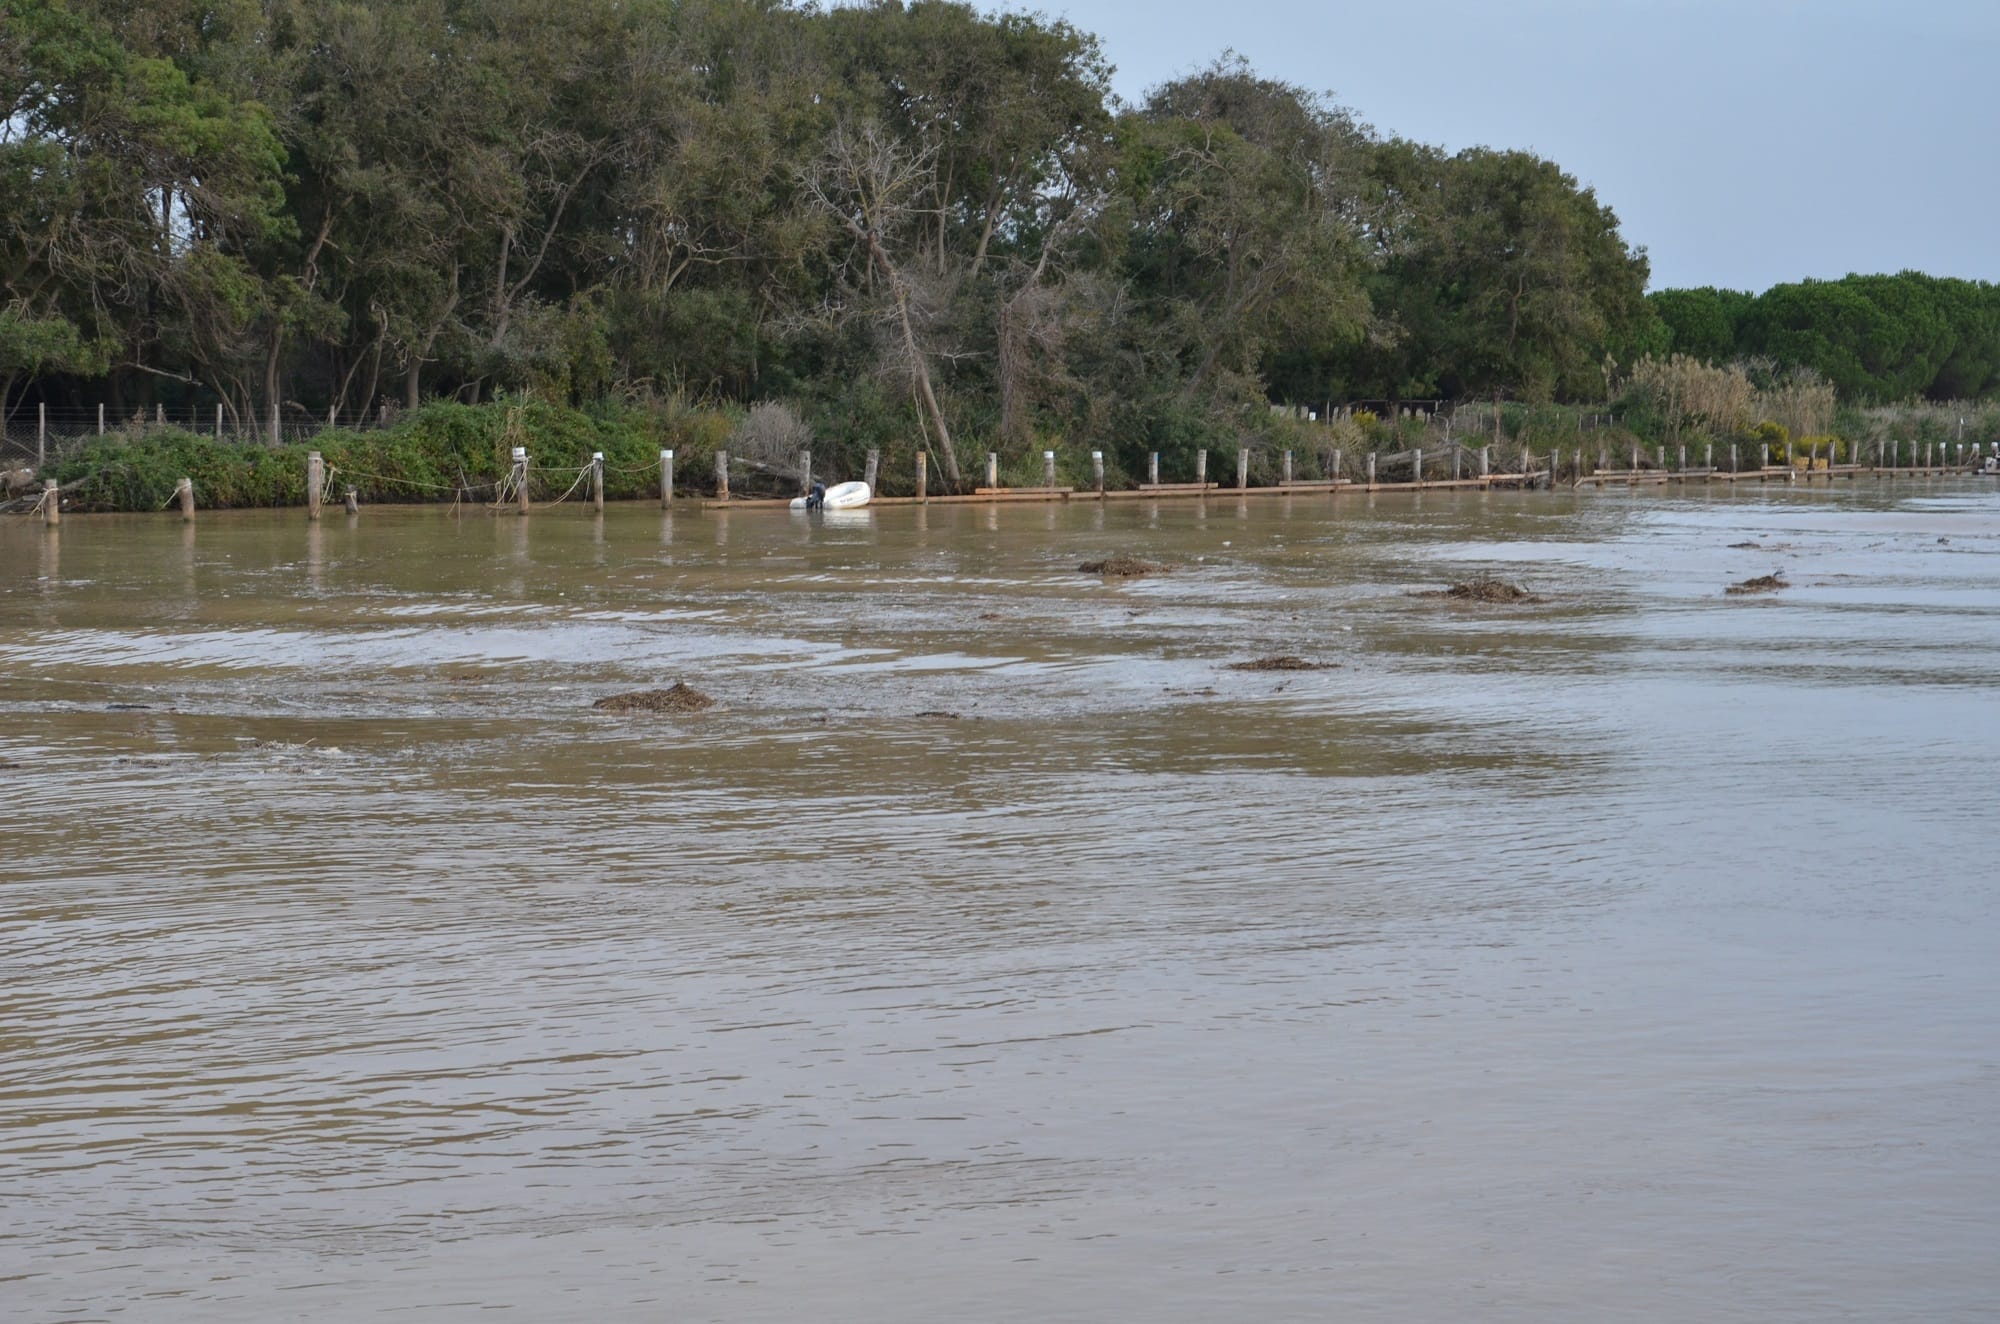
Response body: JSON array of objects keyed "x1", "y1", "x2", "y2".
[{"x1": 538, "y1": 462, "x2": 595, "y2": 508}]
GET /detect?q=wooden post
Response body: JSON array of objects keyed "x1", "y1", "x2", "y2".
[
  {"x1": 1631, "y1": 443, "x2": 1640, "y2": 471},
  {"x1": 1705, "y1": 442, "x2": 1713, "y2": 472},
  {"x1": 38, "y1": 402, "x2": 47, "y2": 466},
  {"x1": 42, "y1": 478, "x2": 59, "y2": 527},
  {"x1": 1731, "y1": 443, "x2": 1739, "y2": 473},
  {"x1": 269, "y1": 400, "x2": 279, "y2": 444},
  {"x1": 155, "y1": 402, "x2": 165, "y2": 425},
  {"x1": 1236, "y1": 447, "x2": 1248, "y2": 490},
  {"x1": 1196, "y1": 449, "x2": 1208, "y2": 485},
  {"x1": 307, "y1": 451, "x2": 323, "y2": 521},
  {"x1": 1678, "y1": 444, "x2": 1686, "y2": 472},
  {"x1": 1479, "y1": 446, "x2": 1490, "y2": 477},
  {"x1": 801, "y1": 448, "x2": 812, "y2": 494},
  {"x1": 1410, "y1": 449, "x2": 1420, "y2": 484},
  {"x1": 591, "y1": 452, "x2": 604, "y2": 512},
  {"x1": 343, "y1": 486, "x2": 359, "y2": 514},
  {"x1": 1092, "y1": 450, "x2": 1104, "y2": 495},
  {"x1": 714, "y1": 449, "x2": 729, "y2": 501},
  {"x1": 1282, "y1": 450, "x2": 1293, "y2": 485},
  {"x1": 1366, "y1": 452, "x2": 1377, "y2": 485},
  {"x1": 1598, "y1": 445, "x2": 1607, "y2": 473},
  {"x1": 987, "y1": 452, "x2": 999, "y2": 489},
  {"x1": 864, "y1": 448, "x2": 880, "y2": 491},
  {"x1": 1453, "y1": 446, "x2": 1462, "y2": 480},
  {"x1": 176, "y1": 476, "x2": 195, "y2": 521},
  {"x1": 1333, "y1": 449, "x2": 1343, "y2": 483},
  {"x1": 515, "y1": 448, "x2": 531, "y2": 513},
  {"x1": 97, "y1": 402, "x2": 105, "y2": 435},
  {"x1": 1043, "y1": 450, "x2": 1055, "y2": 488},
  {"x1": 660, "y1": 449, "x2": 674, "y2": 507},
  {"x1": 916, "y1": 449, "x2": 928, "y2": 501},
  {"x1": 327, "y1": 403, "x2": 337, "y2": 429},
  {"x1": 1148, "y1": 452, "x2": 1159, "y2": 486},
  {"x1": 214, "y1": 403, "x2": 222, "y2": 439}
]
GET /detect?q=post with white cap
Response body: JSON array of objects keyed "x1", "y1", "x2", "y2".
[
  {"x1": 660, "y1": 449, "x2": 673, "y2": 507},
  {"x1": 591, "y1": 452, "x2": 604, "y2": 512},
  {"x1": 1092, "y1": 450, "x2": 1104, "y2": 495},
  {"x1": 514, "y1": 446, "x2": 531, "y2": 513},
  {"x1": 1043, "y1": 450, "x2": 1055, "y2": 489}
]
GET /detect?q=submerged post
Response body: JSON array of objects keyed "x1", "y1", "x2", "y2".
[
  {"x1": 1731, "y1": 442, "x2": 1739, "y2": 473},
  {"x1": 1092, "y1": 450, "x2": 1104, "y2": 495},
  {"x1": 1149, "y1": 452, "x2": 1160, "y2": 486},
  {"x1": 1196, "y1": 449, "x2": 1208, "y2": 486},
  {"x1": 916, "y1": 449, "x2": 928, "y2": 501},
  {"x1": 1236, "y1": 447, "x2": 1248, "y2": 491},
  {"x1": 591, "y1": 451, "x2": 605, "y2": 512},
  {"x1": 514, "y1": 447, "x2": 531, "y2": 513},
  {"x1": 1366, "y1": 452, "x2": 1377, "y2": 485},
  {"x1": 714, "y1": 448, "x2": 729, "y2": 501},
  {"x1": 1043, "y1": 450, "x2": 1055, "y2": 488},
  {"x1": 660, "y1": 449, "x2": 674, "y2": 507},
  {"x1": 343, "y1": 485, "x2": 359, "y2": 515},
  {"x1": 1282, "y1": 450, "x2": 1294, "y2": 485},
  {"x1": 176, "y1": 476, "x2": 195, "y2": 522},
  {"x1": 987, "y1": 452, "x2": 999, "y2": 489},
  {"x1": 307, "y1": 450, "x2": 324, "y2": 521},
  {"x1": 864, "y1": 448, "x2": 880, "y2": 491},
  {"x1": 42, "y1": 478, "x2": 59, "y2": 527},
  {"x1": 1678, "y1": 444, "x2": 1687, "y2": 473},
  {"x1": 1410, "y1": 449, "x2": 1421, "y2": 484},
  {"x1": 1480, "y1": 446, "x2": 1490, "y2": 477}
]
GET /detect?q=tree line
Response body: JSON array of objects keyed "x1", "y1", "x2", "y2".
[
  {"x1": 1648, "y1": 273, "x2": 2000, "y2": 404},
  {"x1": 4, "y1": 0, "x2": 1990, "y2": 488}
]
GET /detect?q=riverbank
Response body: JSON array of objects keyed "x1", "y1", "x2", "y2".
[{"x1": 8, "y1": 395, "x2": 1996, "y2": 515}]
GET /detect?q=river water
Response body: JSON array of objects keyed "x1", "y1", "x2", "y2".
[{"x1": 3, "y1": 483, "x2": 1997, "y2": 1322}]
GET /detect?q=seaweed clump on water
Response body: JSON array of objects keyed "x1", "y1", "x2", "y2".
[
  {"x1": 1416, "y1": 579, "x2": 1541, "y2": 603},
  {"x1": 593, "y1": 682, "x2": 716, "y2": 714},
  {"x1": 1725, "y1": 573, "x2": 1787, "y2": 595},
  {"x1": 1078, "y1": 555, "x2": 1171, "y2": 577},
  {"x1": 1226, "y1": 656, "x2": 1337, "y2": 671}
]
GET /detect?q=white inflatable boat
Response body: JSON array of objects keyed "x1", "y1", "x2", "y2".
[{"x1": 790, "y1": 480, "x2": 872, "y2": 510}]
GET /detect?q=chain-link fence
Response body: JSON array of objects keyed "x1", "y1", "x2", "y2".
[{"x1": 0, "y1": 405, "x2": 396, "y2": 469}]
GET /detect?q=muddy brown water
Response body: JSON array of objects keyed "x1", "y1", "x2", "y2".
[{"x1": 3, "y1": 484, "x2": 1998, "y2": 1322}]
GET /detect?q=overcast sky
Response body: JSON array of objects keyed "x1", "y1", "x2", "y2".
[{"x1": 1042, "y1": 0, "x2": 1997, "y2": 292}]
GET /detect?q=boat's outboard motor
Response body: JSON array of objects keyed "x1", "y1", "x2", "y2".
[{"x1": 805, "y1": 481, "x2": 827, "y2": 510}]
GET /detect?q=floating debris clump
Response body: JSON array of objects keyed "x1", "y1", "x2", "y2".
[
  {"x1": 1226, "y1": 656, "x2": 1338, "y2": 672},
  {"x1": 1726, "y1": 573, "x2": 1788, "y2": 595},
  {"x1": 1415, "y1": 579, "x2": 1542, "y2": 603},
  {"x1": 593, "y1": 682, "x2": 716, "y2": 714},
  {"x1": 1078, "y1": 555, "x2": 1172, "y2": 577}
]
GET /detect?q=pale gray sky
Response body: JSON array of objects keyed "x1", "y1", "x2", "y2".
[{"x1": 1046, "y1": 0, "x2": 1998, "y2": 292}]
